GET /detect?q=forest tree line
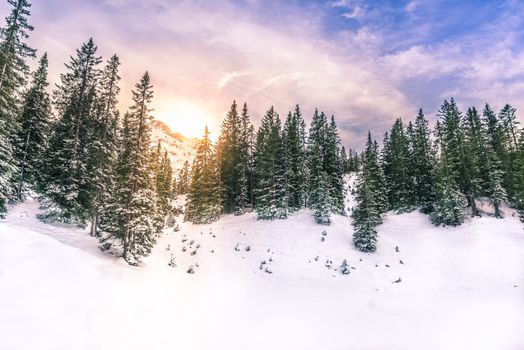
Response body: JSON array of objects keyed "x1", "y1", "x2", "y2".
[{"x1": 1, "y1": 0, "x2": 523, "y2": 264}]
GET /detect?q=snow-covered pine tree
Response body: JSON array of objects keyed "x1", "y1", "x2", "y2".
[
  {"x1": 484, "y1": 104, "x2": 512, "y2": 199},
  {"x1": 177, "y1": 160, "x2": 190, "y2": 194},
  {"x1": 498, "y1": 104, "x2": 518, "y2": 200},
  {"x1": 217, "y1": 101, "x2": 246, "y2": 215},
  {"x1": 326, "y1": 115, "x2": 346, "y2": 215},
  {"x1": 41, "y1": 38, "x2": 101, "y2": 225},
  {"x1": 104, "y1": 72, "x2": 158, "y2": 265},
  {"x1": 499, "y1": 104, "x2": 519, "y2": 153},
  {"x1": 0, "y1": 0, "x2": 35, "y2": 216},
  {"x1": 410, "y1": 109, "x2": 435, "y2": 212},
  {"x1": 382, "y1": 118, "x2": 414, "y2": 213},
  {"x1": 430, "y1": 162, "x2": 467, "y2": 226},
  {"x1": 152, "y1": 146, "x2": 173, "y2": 230},
  {"x1": 282, "y1": 105, "x2": 307, "y2": 211},
  {"x1": 185, "y1": 126, "x2": 221, "y2": 224},
  {"x1": 307, "y1": 109, "x2": 330, "y2": 223},
  {"x1": 340, "y1": 146, "x2": 348, "y2": 173},
  {"x1": 13, "y1": 53, "x2": 51, "y2": 198},
  {"x1": 240, "y1": 103, "x2": 255, "y2": 210},
  {"x1": 254, "y1": 106, "x2": 288, "y2": 220},
  {"x1": 352, "y1": 132, "x2": 384, "y2": 252},
  {"x1": 87, "y1": 54, "x2": 121, "y2": 236},
  {"x1": 462, "y1": 107, "x2": 491, "y2": 216},
  {"x1": 437, "y1": 98, "x2": 478, "y2": 218},
  {"x1": 513, "y1": 132, "x2": 524, "y2": 219},
  {"x1": 313, "y1": 171, "x2": 331, "y2": 225}
]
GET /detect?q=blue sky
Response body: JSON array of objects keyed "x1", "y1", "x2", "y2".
[{"x1": 2, "y1": 0, "x2": 523, "y2": 147}]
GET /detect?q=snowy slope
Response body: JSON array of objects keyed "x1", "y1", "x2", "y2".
[
  {"x1": 151, "y1": 119, "x2": 198, "y2": 172},
  {"x1": 1, "y1": 187, "x2": 524, "y2": 350}
]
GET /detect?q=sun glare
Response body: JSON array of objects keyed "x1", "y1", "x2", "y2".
[{"x1": 156, "y1": 99, "x2": 218, "y2": 140}]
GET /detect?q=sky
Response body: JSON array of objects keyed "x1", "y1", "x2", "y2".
[{"x1": 2, "y1": 0, "x2": 524, "y2": 148}]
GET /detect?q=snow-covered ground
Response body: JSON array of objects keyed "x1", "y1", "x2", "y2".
[{"x1": 1, "y1": 191, "x2": 524, "y2": 349}]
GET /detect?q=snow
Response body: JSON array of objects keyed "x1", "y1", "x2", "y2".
[
  {"x1": 150, "y1": 120, "x2": 198, "y2": 172},
  {"x1": 1, "y1": 187, "x2": 524, "y2": 349}
]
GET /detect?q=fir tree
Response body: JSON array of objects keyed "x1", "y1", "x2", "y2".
[
  {"x1": 326, "y1": 115, "x2": 346, "y2": 214},
  {"x1": 87, "y1": 54, "x2": 121, "y2": 236},
  {"x1": 410, "y1": 109, "x2": 435, "y2": 212},
  {"x1": 177, "y1": 160, "x2": 190, "y2": 195},
  {"x1": 513, "y1": 133, "x2": 524, "y2": 219},
  {"x1": 0, "y1": 0, "x2": 35, "y2": 216},
  {"x1": 307, "y1": 109, "x2": 330, "y2": 223},
  {"x1": 282, "y1": 105, "x2": 307, "y2": 211},
  {"x1": 13, "y1": 53, "x2": 51, "y2": 198},
  {"x1": 438, "y1": 99, "x2": 479, "y2": 216},
  {"x1": 101, "y1": 72, "x2": 158, "y2": 265},
  {"x1": 41, "y1": 38, "x2": 101, "y2": 225},
  {"x1": 254, "y1": 106, "x2": 288, "y2": 220},
  {"x1": 382, "y1": 118, "x2": 414, "y2": 212},
  {"x1": 217, "y1": 101, "x2": 246, "y2": 214},
  {"x1": 430, "y1": 162, "x2": 467, "y2": 226},
  {"x1": 352, "y1": 132, "x2": 384, "y2": 252},
  {"x1": 185, "y1": 126, "x2": 221, "y2": 224},
  {"x1": 484, "y1": 104, "x2": 512, "y2": 199},
  {"x1": 240, "y1": 102, "x2": 255, "y2": 209}
]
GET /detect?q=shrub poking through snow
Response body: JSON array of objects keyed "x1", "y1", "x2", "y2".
[
  {"x1": 187, "y1": 266, "x2": 195, "y2": 274},
  {"x1": 340, "y1": 259, "x2": 350, "y2": 275}
]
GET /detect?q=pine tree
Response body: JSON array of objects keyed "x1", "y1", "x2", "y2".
[
  {"x1": 0, "y1": 0, "x2": 35, "y2": 216},
  {"x1": 185, "y1": 126, "x2": 221, "y2": 224},
  {"x1": 217, "y1": 101, "x2": 246, "y2": 214},
  {"x1": 513, "y1": 133, "x2": 524, "y2": 219},
  {"x1": 41, "y1": 38, "x2": 101, "y2": 225},
  {"x1": 254, "y1": 106, "x2": 288, "y2": 220},
  {"x1": 340, "y1": 146, "x2": 348, "y2": 173},
  {"x1": 410, "y1": 109, "x2": 435, "y2": 212},
  {"x1": 352, "y1": 132, "x2": 384, "y2": 252},
  {"x1": 103, "y1": 72, "x2": 158, "y2": 265},
  {"x1": 484, "y1": 104, "x2": 512, "y2": 199},
  {"x1": 282, "y1": 105, "x2": 307, "y2": 211},
  {"x1": 307, "y1": 109, "x2": 330, "y2": 223},
  {"x1": 382, "y1": 118, "x2": 414, "y2": 212},
  {"x1": 240, "y1": 102, "x2": 255, "y2": 210},
  {"x1": 326, "y1": 115, "x2": 346, "y2": 214},
  {"x1": 438, "y1": 99, "x2": 478, "y2": 216},
  {"x1": 87, "y1": 54, "x2": 120, "y2": 236},
  {"x1": 177, "y1": 160, "x2": 190, "y2": 195},
  {"x1": 430, "y1": 162, "x2": 467, "y2": 226},
  {"x1": 153, "y1": 146, "x2": 173, "y2": 229},
  {"x1": 13, "y1": 53, "x2": 51, "y2": 198}
]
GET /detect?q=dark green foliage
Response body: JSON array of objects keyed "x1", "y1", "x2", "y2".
[
  {"x1": 282, "y1": 105, "x2": 307, "y2": 211},
  {"x1": 101, "y1": 72, "x2": 157, "y2": 265},
  {"x1": 177, "y1": 160, "x2": 190, "y2": 194},
  {"x1": 430, "y1": 163, "x2": 467, "y2": 226},
  {"x1": 217, "y1": 101, "x2": 248, "y2": 215},
  {"x1": 254, "y1": 106, "x2": 288, "y2": 220},
  {"x1": 410, "y1": 109, "x2": 435, "y2": 212},
  {"x1": 87, "y1": 54, "x2": 121, "y2": 236},
  {"x1": 352, "y1": 133, "x2": 384, "y2": 252},
  {"x1": 41, "y1": 38, "x2": 102, "y2": 225},
  {"x1": 14, "y1": 53, "x2": 51, "y2": 198},
  {"x1": 307, "y1": 110, "x2": 346, "y2": 223},
  {"x1": 0, "y1": 0, "x2": 35, "y2": 216},
  {"x1": 382, "y1": 118, "x2": 414, "y2": 212},
  {"x1": 185, "y1": 126, "x2": 221, "y2": 224}
]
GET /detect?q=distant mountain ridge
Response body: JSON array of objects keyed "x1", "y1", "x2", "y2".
[{"x1": 151, "y1": 119, "x2": 198, "y2": 171}]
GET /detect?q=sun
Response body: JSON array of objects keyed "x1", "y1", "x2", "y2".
[{"x1": 156, "y1": 98, "x2": 218, "y2": 140}]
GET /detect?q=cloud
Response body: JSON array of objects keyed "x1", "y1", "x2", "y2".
[{"x1": 4, "y1": 0, "x2": 524, "y2": 148}]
